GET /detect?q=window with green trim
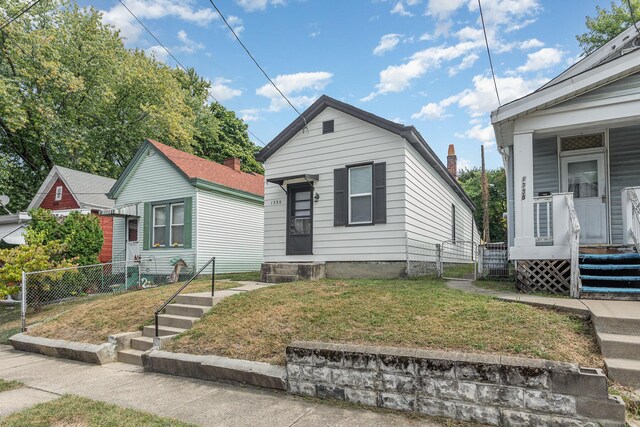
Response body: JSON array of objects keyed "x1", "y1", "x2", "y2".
[{"x1": 151, "y1": 201, "x2": 185, "y2": 248}]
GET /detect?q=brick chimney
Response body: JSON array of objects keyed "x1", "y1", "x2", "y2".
[
  {"x1": 447, "y1": 144, "x2": 457, "y2": 179},
  {"x1": 224, "y1": 158, "x2": 241, "y2": 172}
]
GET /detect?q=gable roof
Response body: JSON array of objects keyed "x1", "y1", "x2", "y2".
[
  {"x1": 28, "y1": 166, "x2": 116, "y2": 210},
  {"x1": 257, "y1": 95, "x2": 474, "y2": 211},
  {"x1": 108, "y1": 139, "x2": 264, "y2": 199},
  {"x1": 492, "y1": 24, "x2": 640, "y2": 128}
]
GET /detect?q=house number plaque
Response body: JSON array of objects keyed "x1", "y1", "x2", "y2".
[
  {"x1": 270, "y1": 200, "x2": 282, "y2": 205},
  {"x1": 521, "y1": 176, "x2": 527, "y2": 200}
]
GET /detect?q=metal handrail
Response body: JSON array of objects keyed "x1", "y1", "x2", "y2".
[
  {"x1": 154, "y1": 256, "x2": 215, "y2": 337},
  {"x1": 628, "y1": 190, "x2": 640, "y2": 254},
  {"x1": 566, "y1": 195, "x2": 581, "y2": 298}
]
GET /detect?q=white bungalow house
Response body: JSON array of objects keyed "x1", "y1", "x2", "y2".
[
  {"x1": 256, "y1": 95, "x2": 478, "y2": 282},
  {"x1": 492, "y1": 24, "x2": 640, "y2": 298},
  {"x1": 102, "y1": 139, "x2": 264, "y2": 276}
]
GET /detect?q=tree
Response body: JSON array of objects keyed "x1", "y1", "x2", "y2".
[
  {"x1": 577, "y1": 0, "x2": 640, "y2": 54},
  {"x1": 0, "y1": 0, "x2": 263, "y2": 212},
  {"x1": 27, "y1": 209, "x2": 103, "y2": 265},
  {"x1": 458, "y1": 168, "x2": 508, "y2": 243}
]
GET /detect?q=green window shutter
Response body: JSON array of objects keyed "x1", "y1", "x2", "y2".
[
  {"x1": 143, "y1": 202, "x2": 151, "y2": 250},
  {"x1": 183, "y1": 197, "x2": 193, "y2": 249}
]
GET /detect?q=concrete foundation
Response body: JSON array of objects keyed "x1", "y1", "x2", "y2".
[
  {"x1": 9, "y1": 333, "x2": 116, "y2": 365},
  {"x1": 261, "y1": 261, "x2": 410, "y2": 282}
]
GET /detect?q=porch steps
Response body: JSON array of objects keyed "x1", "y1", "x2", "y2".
[
  {"x1": 604, "y1": 358, "x2": 640, "y2": 387},
  {"x1": 592, "y1": 310, "x2": 640, "y2": 387},
  {"x1": 579, "y1": 249, "x2": 640, "y2": 299},
  {"x1": 116, "y1": 295, "x2": 215, "y2": 365}
]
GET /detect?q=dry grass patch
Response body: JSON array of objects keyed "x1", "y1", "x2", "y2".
[
  {"x1": 0, "y1": 379, "x2": 22, "y2": 392},
  {"x1": 166, "y1": 278, "x2": 601, "y2": 367},
  {"x1": 25, "y1": 278, "x2": 242, "y2": 344},
  {"x1": 0, "y1": 395, "x2": 195, "y2": 427}
]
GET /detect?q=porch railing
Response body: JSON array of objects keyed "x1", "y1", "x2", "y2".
[
  {"x1": 566, "y1": 194, "x2": 581, "y2": 297},
  {"x1": 627, "y1": 190, "x2": 640, "y2": 254},
  {"x1": 533, "y1": 196, "x2": 553, "y2": 244}
]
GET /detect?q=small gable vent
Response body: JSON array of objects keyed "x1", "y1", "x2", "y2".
[{"x1": 322, "y1": 120, "x2": 334, "y2": 134}]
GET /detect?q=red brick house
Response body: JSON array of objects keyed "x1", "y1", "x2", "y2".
[{"x1": 28, "y1": 166, "x2": 116, "y2": 263}]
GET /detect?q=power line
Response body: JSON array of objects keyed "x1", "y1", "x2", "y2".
[
  {"x1": 116, "y1": 0, "x2": 265, "y2": 146},
  {"x1": 477, "y1": 0, "x2": 501, "y2": 106},
  {"x1": 207, "y1": 0, "x2": 304, "y2": 120},
  {"x1": 0, "y1": 0, "x2": 45, "y2": 30}
]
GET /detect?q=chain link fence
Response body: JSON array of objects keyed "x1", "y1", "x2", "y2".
[
  {"x1": 406, "y1": 239, "x2": 441, "y2": 277},
  {"x1": 478, "y1": 243, "x2": 514, "y2": 280},
  {"x1": 19, "y1": 253, "x2": 197, "y2": 331},
  {"x1": 441, "y1": 240, "x2": 477, "y2": 280}
]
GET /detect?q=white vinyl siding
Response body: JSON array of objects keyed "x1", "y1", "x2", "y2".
[
  {"x1": 263, "y1": 107, "x2": 407, "y2": 262},
  {"x1": 404, "y1": 142, "x2": 478, "y2": 245},
  {"x1": 111, "y1": 147, "x2": 197, "y2": 266},
  {"x1": 196, "y1": 189, "x2": 263, "y2": 273}
]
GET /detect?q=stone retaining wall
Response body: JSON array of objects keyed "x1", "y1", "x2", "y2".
[{"x1": 286, "y1": 342, "x2": 625, "y2": 426}]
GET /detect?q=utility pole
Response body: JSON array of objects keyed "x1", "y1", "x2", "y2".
[{"x1": 481, "y1": 145, "x2": 490, "y2": 243}]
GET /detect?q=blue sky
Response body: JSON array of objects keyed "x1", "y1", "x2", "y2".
[{"x1": 91, "y1": 0, "x2": 609, "y2": 170}]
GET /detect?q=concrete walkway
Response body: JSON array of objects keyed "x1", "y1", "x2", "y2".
[{"x1": 0, "y1": 345, "x2": 442, "y2": 426}]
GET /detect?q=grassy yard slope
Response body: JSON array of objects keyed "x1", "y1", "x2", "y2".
[
  {"x1": 166, "y1": 278, "x2": 601, "y2": 367},
  {"x1": 22, "y1": 278, "x2": 244, "y2": 344},
  {"x1": 0, "y1": 379, "x2": 22, "y2": 392},
  {"x1": 0, "y1": 395, "x2": 195, "y2": 427}
]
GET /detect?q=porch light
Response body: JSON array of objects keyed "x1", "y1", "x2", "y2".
[{"x1": 314, "y1": 192, "x2": 320, "y2": 202}]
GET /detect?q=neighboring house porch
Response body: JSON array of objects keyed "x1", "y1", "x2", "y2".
[{"x1": 492, "y1": 23, "x2": 640, "y2": 298}]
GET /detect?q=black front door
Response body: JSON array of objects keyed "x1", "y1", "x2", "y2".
[{"x1": 287, "y1": 184, "x2": 313, "y2": 255}]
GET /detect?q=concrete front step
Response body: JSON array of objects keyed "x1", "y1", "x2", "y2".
[
  {"x1": 158, "y1": 314, "x2": 199, "y2": 329},
  {"x1": 131, "y1": 336, "x2": 154, "y2": 351},
  {"x1": 605, "y1": 357, "x2": 640, "y2": 387},
  {"x1": 117, "y1": 349, "x2": 145, "y2": 366},
  {"x1": 165, "y1": 303, "x2": 210, "y2": 318},
  {"x1": 266, "y1": 274, "x2": 299, "y2": 283},
  {"x1": 143, "y1": 325, "x2": 187, "y2": 338},
  {"x1": 597, "y1": 332, "x2": 640, "y2": 359},
  {"x1": 174, "y1": 294, "x2": 214, "y2": 307},
  {"x1": 593, "y1": 314, "x2": 640, "y2": 335}
]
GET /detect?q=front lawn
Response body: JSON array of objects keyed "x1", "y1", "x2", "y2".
[
  {"x1": 18, "y1": 277, "x2": 244, "y2": 344},
  {"x1": 0, "y1": 395, "x2": 195, "y2": 427},
  {"x1": 165, "y1": 278, "x2": 601, "y2": 367}
]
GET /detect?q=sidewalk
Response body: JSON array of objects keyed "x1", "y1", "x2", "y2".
[{"x1": 0, "y1": 345, "x2": 442, "y2": 426}]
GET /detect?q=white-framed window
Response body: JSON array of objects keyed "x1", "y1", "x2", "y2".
[
  {"x1": 54, "y1": 186, "x2": 63, "y2": 201},
  {"x1": 152, "y1": 205, "x2": 167, "y2": 247},
  {"x1": 170, "y1": 203, "x2": 185, "y2": 247},
  {"x1": 348, "y1": 165, "x2": 373, "y2": 224}
]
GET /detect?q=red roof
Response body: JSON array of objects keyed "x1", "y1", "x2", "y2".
[{"x1": 147, "y1": 139, "x2": 264, "y2": 197}]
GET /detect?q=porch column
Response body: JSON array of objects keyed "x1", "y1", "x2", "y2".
[{"x1": 513, "y1": 131, "x2": 535, "y2": 247}]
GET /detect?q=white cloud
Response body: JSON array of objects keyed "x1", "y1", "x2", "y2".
[
  {"x1": 239, "y1": 108, "x2": 261, "y2": 122},
  {"x1": 520, "y1": 38, "x2": 544, "y2": 50},
  {"x1": 256, "y1": 71, "x2": 333, "y2": 112},
  {"x1": 175, "y1": 30, "x2": 204, "y2": 53},
  {"x1": 362, "y1": 40, "x2": 482, "y2": 101},
  {"x1": 373, "y1": 34, "x2": 403, "y2": 56},
  {"x1": 448, "y1": 53, "x2": 479, "y2": 76},
  {"x1": 516, "y1": 47, "x2": 564, "y2": 73},
  {"x1": 235, "y1": 0, "x2": 284, "y2": 12},
  {"x1": 411, "y1": 102, "x2": 449, "y2": 120},
  {"x1": 456, "y1": 124, "x2": 496, "y2": 148},
  {"x1": 391, "y1": 1, "x2": 413, "y2": 16},
  {"x1": 418, "y1": 32, "x2": 433, "y2": 41},
  {"x1": 146, "y1": 45, "x2": 169, "y2": 62},
  {"x1": 225, "y1": 15, "x2": 244, "y2": 35},
  {"x1": 457, "y1": 158, "x2": 473, "y2": 172},
  {"x1": 309, "y1": 31, "x2": 321, "y2": 38},
  {"x1": 425, "y1": 0, "x2": 468, "y2": 19},
  {"x1": 101, "y1": 0, "x2": 217, "y2": 43},
  {"x1": 209, "y1": 77, "x2": 242, "y2": 101}
]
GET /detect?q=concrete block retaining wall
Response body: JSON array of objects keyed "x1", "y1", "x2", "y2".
[{"x1": 286, "y1": 342, "x2": 625, "y2": 426}]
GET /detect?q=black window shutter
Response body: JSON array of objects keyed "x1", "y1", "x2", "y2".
[
  {"x1": 334, "y1": 168, "x2": 347, "y2": 226},
  {"x1": 373, "y1": 162, "x2": 387, "y2": 224}
]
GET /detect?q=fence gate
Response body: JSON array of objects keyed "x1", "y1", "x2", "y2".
[{"x1": 441, "y1": 240, "x2": 477, "y2": 281}]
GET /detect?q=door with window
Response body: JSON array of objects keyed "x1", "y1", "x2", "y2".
[
  {"x1": 126, "y1": 217, "x2": 139, "y2": 262},
  {"x1": 287, "y1": 184, "x2": 313, "y2": 255},
  {"x1": 561, "y1": 153, "x2": 608, "y2": 244}
]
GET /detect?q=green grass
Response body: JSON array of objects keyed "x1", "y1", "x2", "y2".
[
  {"x1": 0, "y1": 379, "x2": 22, "y2": 392},
  {"x1": 0, "y1": 395, "x2": 195, "y2": 427},
  {"x1": 474, "y1": 279, "x2": 518, "y2": 293},
  {"x1": 165, "y1": 277, "x2": 601, "y2": 367},
  {"x1": 23, "y1": 278, "x2": 243, "y2": 344}
]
